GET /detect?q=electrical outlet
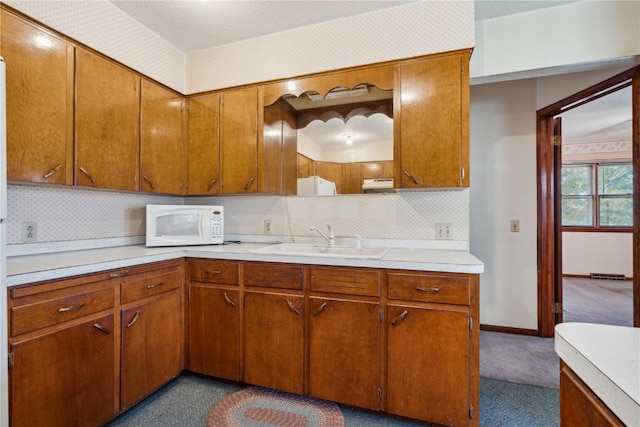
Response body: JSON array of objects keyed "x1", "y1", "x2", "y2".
[
  {"x1": 510, "y1": 219, "x2": 520, "y2": 232},
  {"x1": 264, "y1": 219, "x2": 272, "y2": 234},
  {"x1": 23, "y1": 222, "x2": 37, "y2": 243},
  {"x1": 435, "y1": 223, "x2": 452, "y2": 240}
]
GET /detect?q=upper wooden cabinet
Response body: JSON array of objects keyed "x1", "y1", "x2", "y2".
[
  {"x1": 219, "y1": 87, "x2": 259, "y2": 194},
  {"x1": 2, "y1": 10, "x2": 74, "y2": 185},
  {"x1": 186, "y1": 93, "x2": 220, "y2": 195},
  {"x1": 395, "y1": 52, "x2": 470, "y2": 189},
  {"x1": 140, "y1": 80, "x2": 184, "y2": 194},
  {"x1": 75, "y1": 49, "x2": 140, "y2": 191}
]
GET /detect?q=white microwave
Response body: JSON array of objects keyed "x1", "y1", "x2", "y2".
[{"x1": 146, "y1": 205, "x2": 224, "y2": 247}]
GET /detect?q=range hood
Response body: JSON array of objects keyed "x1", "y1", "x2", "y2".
[{"x1": 362, "y1": 178, "x2": 394, "y2": 193}]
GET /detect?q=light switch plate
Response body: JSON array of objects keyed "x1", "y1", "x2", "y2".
[{"x1": 510, "y1": 220, "x2": 520, "y2": 232}]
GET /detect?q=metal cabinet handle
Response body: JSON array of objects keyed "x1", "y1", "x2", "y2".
[
  {"x1": 127, "y1": 309, "x2": 141, "y2": 328},
  {"x1": 58, "y1": 303, "x2": 84, "y2": 313},
  {"x1": 223, "y1": 292, "x2": 236, "y2": 307},
  {"x1": 403, "y1": 170, "x2": 421, "y2": 185},
  {"x1": 43, "y1": 163, "x2": 63, "y2": 179},
  {"x1": 93, "y1": 324, "x2": 111, "y2": 334},
  {"x1": 391, "y1": 310, "x2": 409, "y2": 326},
  {"x1": 244, "y1": 176, "x2": 255, "y2": 191},
  {"x1": 109, "y1": 270, "x2": 130, "y2": 278},
  {"x1": 206, "y1": 270, "x2": 221, "y2": 275},
  {"x1": 416, "y1": 287, "x2": 440, "y2": 293},
  {"x1": 79, "y1": 167, "x2": 96, "y2": 183},
  {"x1": 143, "y1": 176, "x2": 155, "y2": 190},
  {"x1": 287, "y1": 299, "x2": 300, "y2": 315},
  {"x1": 207, "y1": 178, "x2": 217, "y2": 192},
  {"x1": 146, "y1": 282, "x2": 163, "y2": 289},
  {"x1": 313, "y1": 302, "x2": 327, "y2": 316}
]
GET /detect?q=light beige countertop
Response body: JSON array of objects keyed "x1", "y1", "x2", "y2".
[
  {"x1": 6, "y1": 242, "x2": 484, "y2": 287},
  {"x1": 555, "y1": 322, "x2": 640, "y2": 426}
]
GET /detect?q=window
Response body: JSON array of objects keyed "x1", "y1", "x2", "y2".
[{"x1": 561, "y1": 162, "x2": 633, "y2": 228}]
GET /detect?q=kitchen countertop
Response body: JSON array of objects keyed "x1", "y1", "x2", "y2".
[
  {"x1": 5, "y1": 242, "x2": 484, "y2": 287},
  {"x1": 555, "y1": 322, "x2": 640, "y2": 426}
]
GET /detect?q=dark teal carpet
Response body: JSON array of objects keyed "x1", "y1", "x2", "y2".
[{"x1": 107, "y1": 374, "x2": 559, "y2": 426}]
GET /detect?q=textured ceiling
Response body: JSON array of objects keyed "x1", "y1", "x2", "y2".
[
  {"x1": 110, "y1": 1, "x2": 581, "y2": 54},
  {"x1": 108, "y1": 0, "x2": 628, "y2": 148}
]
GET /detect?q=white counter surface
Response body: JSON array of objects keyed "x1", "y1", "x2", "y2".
[
  {"x1": 6, "y1": 243, "x2": 484, "y2": 287},
  {"x1": 555, "y1": 322, "x2": 640, "y2": 426}
]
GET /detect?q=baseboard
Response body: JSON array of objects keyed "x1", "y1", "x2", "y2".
[
  {"x1": 563, "y1": 273, "x2": 633, "y2": 281},
  {"x1": 480, "y1": 324, "x2": 539, "y2": 336}
]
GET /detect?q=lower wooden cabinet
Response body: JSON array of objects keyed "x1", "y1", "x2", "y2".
[
  {"x1": 10, "y1": 314, "x2": 116, "y2": 427},
  {"x1": 309, "y1": 297, "x2": 381, "y2": 410},
  {"x1": 387, "y1": 304, "x2": 471, "y2": 425},
  {"x1": 8, "y1": 260, "x2": 184, "y2": 426},
  {"x1": 121, "y1": 291, "x2": 183, "y2": 410},
  {"x1": 244, "y1": 291, "x2": 304, "y2": 394},
  {"x1": 559, "y1": 361, "x2": 624, "y2": 427},
  {"x1": 188, "y1": 285, "x2": 241, "y2": 380}
]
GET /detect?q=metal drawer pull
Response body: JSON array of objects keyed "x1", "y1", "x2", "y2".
[
  {"x1": 392, "y1": 310, "x2": 409, "y2": 326},
  {"x1": 207, "y1": 178, "x2": 217, "y2": 192},
  {"x1": 244, "y1": 176, "x2": 255, "y2": 191},
  {"x1": 403, "y1": 170, "x2": 421, "y2": 185},
  {"x1": 58, "y1": 303, "x2": 84, "y2": 313},
  {"x1": 146, "y1": 282, "x2": 163, "y2": 289},
  {"x1": 313, "y1": 302, "x2": 327, "y2": 316},
  {"x1": 287, "y1": 299, "x2": 300, "y2": 315},
  {"x1": 93, "y1": 324, "x2": 111, "y2": 334},
  {"x1": 79, "y1": 167, "x2": 96, "y2": 183},
  {"x1": 206, "y1": 270, "x2": 221, "y2": 275},
  {"x1": 127, "y1": 309, "x2": 141, "y2": 328},
  {"x1": 223, "y1": 293, "x2": 236, "y2": 307},
  {"x1": 109, "y1": 270, "x2": 130, "y2": 278},
  {"x1": 143, "y1": 176, "x2": 155, "y2": 190},
  {"x1": 43, "y1": 163, "x2": 63, "y2": 179},
  {"x1": 416, "y1": 287, "x2": 440, "y2": 293}
]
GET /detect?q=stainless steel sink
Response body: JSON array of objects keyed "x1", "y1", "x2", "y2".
[{"x1": 250, "y1": 243, "x2": 389, "y2": 259}]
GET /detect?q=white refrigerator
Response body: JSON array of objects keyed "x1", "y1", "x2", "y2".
[
  {"x1": 297, "y1": 176, "x2": 337, "y2": 196},
  {"x1": 0, "y1": 56, "x2": 9, "y2": 426}
]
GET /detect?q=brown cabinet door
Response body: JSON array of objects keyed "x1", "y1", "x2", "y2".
[
  {"x1": 560, "y1": 363, "x2": 624, "y2": 427},
  {"x1": 315, "y1": 162, "x2": 343, "y2": 194},
  {"x1": 140, "y1": 80, "x2": 184, "y2": 194},
  {"x1": 244, "y1": 291, "x2": 304, "y2": 394},
  {"x1": 309, "y1": 297, "x2": 380, "y2": 410},
  {"x1": 10, "y1": 314, "x2": 115, "y2": 427},
  {"x1": 397, "y1": 54, "x2": 468, "y2": 188},
  {"x1": 120, "y1": 291, "x2": 182, "y2": 410},
  {"x1": 187, "y1": 93, "x2": 220, "y2": 195},
  {"x1": 387, "y1": 304, "x2": 471, "y2": 426},
  {"x1": 2, "y1": 10, "x2": 74, "y2": 185},
  {"x1": 76, "y1": 49, "x2": 140, "y2": 191},
  {"x1": 220, "y1": 87, "x2": 258, "y2": 193},
  {"x1": 188, "y1": 285, "x2": 240, "y2": 380}
]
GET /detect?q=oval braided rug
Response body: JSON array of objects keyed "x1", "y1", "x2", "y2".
[{"x1": 207, "y1": 386, "x2": 345, "y2": 427}]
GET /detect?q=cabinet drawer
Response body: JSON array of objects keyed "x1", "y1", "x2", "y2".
[
  {"x1": 245, "y1": 263, "x2": 303, "y2": 290},
  {"x1": 11, "y1": 286, "x2": 114, "y2": 336},
  {"x1": 310, "y1": 267, "x2": 380, "y2": 297},
  {"x1": 188, "y1": 260, "x2": 239, "y2": 285},
  {"x1": 388, "y1": 272, "x2": 470, "y2": 305},
  {"x1": 121, "y1": 269, "x2": 182, "y2": 304}
]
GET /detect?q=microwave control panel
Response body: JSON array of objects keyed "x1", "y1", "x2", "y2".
[{"x1": 211, "y1": 208, "x2": 224, "y2": 241}]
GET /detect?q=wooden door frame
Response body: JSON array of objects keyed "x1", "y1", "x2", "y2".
[{"x1": 536, "y1": 66, "x2": 640, "y2": 337}]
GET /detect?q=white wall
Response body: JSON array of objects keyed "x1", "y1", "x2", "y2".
[
  {"x1": 563, "y1": 232, "x2": 633, "y2": 278},
  {"x1": 471, "y1": 0, "x2": 640, "y2": 82},
  {"x1": 469, "y1": 79, "x2": 539, "y2": 329}
]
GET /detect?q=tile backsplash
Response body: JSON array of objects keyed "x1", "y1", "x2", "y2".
[{"x1": 7, "y1": 185, "x2": 469, "y2": 249}]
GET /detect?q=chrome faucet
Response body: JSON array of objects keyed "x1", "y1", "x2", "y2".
[{"x1": 310, "y1": 224, "x2": 335, "y2": 246}]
